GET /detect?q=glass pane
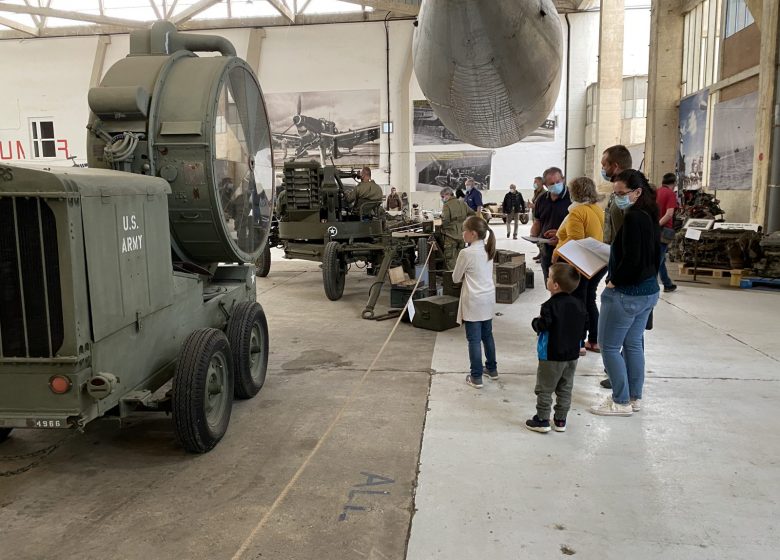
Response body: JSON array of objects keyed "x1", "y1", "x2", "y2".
[
  {"x1": 33, "y1": 143, "x2": 39, "y2": 158},
  {"x1": 213, "y1": 67, "x2": 274, "y2": 257},
  {"x1": 40, "y1": 121, "x2": 54, "y2": 139},
  {"x1": 31, "y1": 122, "x2": 38, "y2": 140},
  {"x1": 42, "y1": 140, "x2": 56, "y2": 157}
]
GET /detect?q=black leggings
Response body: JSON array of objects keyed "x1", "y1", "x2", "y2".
[{"x1": 571, "y1": 267, "x2": 608, "y2": 343}]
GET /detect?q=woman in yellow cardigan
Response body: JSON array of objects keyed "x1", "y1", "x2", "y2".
[{"x1": 553, "y1": 177, "x2": 606, "y2": 353}]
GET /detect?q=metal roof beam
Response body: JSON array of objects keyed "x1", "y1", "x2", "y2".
[
  {"x1": 0, "y1": 2, "x2": 148, "y2": 28},
  {"x1": 266, "y1": 0, "x2": 294, "y2": 22},
  {"x1": 0, "y1": 14, "x2": 37, "y2": 36},
  {"x1": 171, "y1": 0, "x2": 221, "y2": 24},
  {"x1": 337, "y1": 0, "x2": 420, "y2": 14}
]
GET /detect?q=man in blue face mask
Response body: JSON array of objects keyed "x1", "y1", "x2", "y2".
[
  {"x1": 600, "y1": 145, "x2": 633, "y2": 244},
  {"x1": 530, "y1": 166, "x2": 570, "y2": 283}
]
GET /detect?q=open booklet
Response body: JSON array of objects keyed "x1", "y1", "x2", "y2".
[
  {"x1": 556, "y1": 237, "x2": 611, "y2": 278},
  {"x1": 521, "y1": 235, "x2": 557, "y2": 245}
]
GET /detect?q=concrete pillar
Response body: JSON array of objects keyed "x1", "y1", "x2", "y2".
[
  {"x1": 645, "y1": 0, "x2": 684, "y2": 183},
  {"x1": 246, "y1": 28, "x2": 266, "y2": 78},
  {"x1": 750, "y1": 0, "x2": 779, "y2": 226},
  {"x1": 593, "y1": 0, "x2": 624, "y2": 182},
  {"x1": 89, "y1": 35, "x2": 111, "y2": 88}
]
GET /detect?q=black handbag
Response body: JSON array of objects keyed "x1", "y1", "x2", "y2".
[{"x1": 660, "y1": 227, "x2": 676, "y2": 245}]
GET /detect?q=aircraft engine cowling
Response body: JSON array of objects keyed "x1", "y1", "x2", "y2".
[{"x1": 413, "y1": 0, "x2": 563, "y2": 149}]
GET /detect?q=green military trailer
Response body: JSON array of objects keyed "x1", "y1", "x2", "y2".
[
  {"x1": 0, "y1": 22, "x2": 274, "y2": 453},
  {"x1": 273, "y1": 162, "x2": 424, "y2": 316}
]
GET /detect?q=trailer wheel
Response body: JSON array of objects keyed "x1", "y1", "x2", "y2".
[
  {"x1": 172, "y1": 329, "x2": 234, "y2": 453},
  {"x1": 520, "y1": 213, "x2": 529, "y2": 225},
  {"x1": 0, "y1": 428, "x2": 12, "y2": 443},
  {"x1": 255, "y1": 244, "x2": 271, "y2": 277},
  {"x1": 323, "y1": 241, "x2": 346, "y2": 301},
  {"x1": 227, "y1": 302, "x2": 269, "y2": 399}
]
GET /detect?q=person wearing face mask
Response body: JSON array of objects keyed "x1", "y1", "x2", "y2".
[
  {"x1": 462, "y1": 178, "x2": 483, "y2": 213},
  {"x1": 440, "y1": 187, "x2": 475, "y2": 270},
  {"x1": 590, "y1": 169, "x2": 660, "y2": 417},
  {"x1": 552, "y1": 177, "x2": 605, "y2": 354},
  {"x1": 530, "y1": 166, "x2": 571, "y2": 283},
  {"x1": 600, "y1": 145, "x2": 633, "y2": 245}
]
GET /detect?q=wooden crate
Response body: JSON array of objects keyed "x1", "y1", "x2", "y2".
[{"x1": 677, "y1": 265, "x2": 735, "y2": 279}]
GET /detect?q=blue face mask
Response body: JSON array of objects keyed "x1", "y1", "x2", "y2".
[
  {"x1": 614, "y1": 193, "x2": 633, "y2": 210},
  {"x1": 549, "y1": 182, "x2": 564, "y2": 196},
  {"x1": 601, "y1": 169, "x2": 612, "y2": 182}
]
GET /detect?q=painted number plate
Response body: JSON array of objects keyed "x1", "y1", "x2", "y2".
[{"x1": 26, "y1": 418, "x2": 65, "y2": 429}]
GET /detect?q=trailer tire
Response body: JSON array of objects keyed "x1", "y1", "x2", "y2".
[
  {"x1": 0, "y1": 428, "x2": 12, "y2": 443},
  {"x1": 172, "y1": 329, "x2": 234, "y2": 453},
  {"x1": 227, "y1": 302, "x2": 269, "y2": 399},
  {"x1": 520, "y1": 213, "x2": 529, "y2": 225},
  {"x1": 255, "y1": 244, "x2": 271, "y2": 277},
  {"x1": 323, "y1": 241, "x2": 346, "y2": 301}
]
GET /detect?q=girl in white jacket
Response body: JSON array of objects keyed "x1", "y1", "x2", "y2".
[{"x1": 452, "y1": 216, "x2": 498, "y2": 389}]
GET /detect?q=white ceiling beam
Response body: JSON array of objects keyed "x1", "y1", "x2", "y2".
[
  {"x1": 149, "y1": 0, "x2": 163, "y2": 20},
  {"x1": 0, "y1": 2, "x2": 148, "y2": 28},
  {"x1": 0, "y1": 14, "x2": 37, "y2": 36},
  {"x1": 39, "y1": 0, "x2": 53, "y2": 30},
  {"x1": 337, "y1": 0, "x2": 420, "y2": 15},
  {"x1": 171, "y1": 0, "x2": 221, "y2": 24},
  {"x1": 266, "y1": 0, "x2": 294, "y2": 22},
  {"x1": 166, "y1": 0, "x2": 178, "y2": 19},
  {"x1": 297, "y1": 0, "x2": 313, "y2": 14}
]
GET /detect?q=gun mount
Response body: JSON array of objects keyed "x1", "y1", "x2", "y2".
[{"x1": 0, "y1": 22, "x2": 272, "y2": 453}]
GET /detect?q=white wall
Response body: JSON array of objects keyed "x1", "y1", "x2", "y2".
[{"x1": 0, "y1": 15, "x2": 623, "y2": 216}]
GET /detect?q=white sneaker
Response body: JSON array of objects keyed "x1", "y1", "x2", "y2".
[
  {"x1": 630, "y1": 399, "x2": 642, "y2": 412},
  {"x1": 590, "y1": 396, "x2": 633, "y2": 416}
]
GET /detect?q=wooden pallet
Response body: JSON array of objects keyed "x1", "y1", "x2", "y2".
[
  {"x1": 677, "y1": 265, "x2": 736, "y2": 278},
  {"x1": 739, "y1": 277, "x2": 780, "y2": 290}
]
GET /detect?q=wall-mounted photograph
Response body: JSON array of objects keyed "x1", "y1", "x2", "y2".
[
  {"x1": 412, "y1": 100, "x2": 555, "y2": 146},
  {"x1": 677, "y1": 89, "x2": 709, "y2": 190},
  {"x1": 709, "y1": 91, "x2": 757, "y2": 191},
  {"x1": 414, "y1": 150, "x2": 494, "y2": 192},
  {"x1": 265, "y1": 89, "x2": 381, "y2": 169}
]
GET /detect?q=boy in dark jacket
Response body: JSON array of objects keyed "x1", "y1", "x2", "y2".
[{"x1": 526, "y1": 263, "x2": 586, "y2": 433}]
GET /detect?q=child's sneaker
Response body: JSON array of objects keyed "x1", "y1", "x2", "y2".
[
  {"x1": 482, "y1": 368, "x2": 499, "y2": 381},
  {"x1": 525, "y1": 415, "x2": 551, "y2": 433},
  {"x1": 553, "y1": 418, "x2": 567, "y2": 432},
  {"x1": 465, "y1": 375, "x2": 483, "y2": 389},
  {"x1": 630, "y1": 399, "x2": 642, "y2": 412}
]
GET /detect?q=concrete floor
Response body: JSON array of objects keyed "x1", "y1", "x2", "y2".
[
  {"x1": 407, "y1": 233, "x2": 780, "y2": 560},
  {"x1": 0, "y1": 255, "x2": 436, "y2": 560},
  {"x1": 2, "y1": 229, "x2": 779, "y2": 560}
]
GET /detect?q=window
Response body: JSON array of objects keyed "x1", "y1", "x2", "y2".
[
  {"x1": 585, "y1": 84, "x2": 598, "y2": 125},
  {"x1": 622, "y1": 76, "x2": 648, "y2": 119},
  {"x1": 682, "y1": 0, "x2": 723, "y2": 96},
  {"x1": 724, "y1": 0, "x2": 754, "y2": 38},
  {"x1": 30, "y1": 119, "x2": 56, "y2": 158}
]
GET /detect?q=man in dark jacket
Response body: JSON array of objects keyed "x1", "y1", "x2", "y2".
[{"x1": 502, "y1": 184, "x2": 526, "y2": 239}]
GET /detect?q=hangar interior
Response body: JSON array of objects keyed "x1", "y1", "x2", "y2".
[{"x1": 0, "y1": 1, "x2": 779, "y2": 559}]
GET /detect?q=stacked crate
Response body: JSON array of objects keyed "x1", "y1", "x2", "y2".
[{"x1": 494, "y1": 250, "x2": 526, "y2": 304}]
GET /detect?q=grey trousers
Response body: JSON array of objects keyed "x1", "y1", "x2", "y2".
[{"x1": 535, "y1": 359, "x2": 578, "y2": 420}]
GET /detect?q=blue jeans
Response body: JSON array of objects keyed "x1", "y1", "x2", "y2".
[
  {"x1": 597, "y1": 288, "x2": 659, "y2": 404},
  {"x1": 464, "y1": 320, "x2": 497, "y2": 377},
  {"x1": 659, "y1": 243, "x2": 674, "y2": 288}
]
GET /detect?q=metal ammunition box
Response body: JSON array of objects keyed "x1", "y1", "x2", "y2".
[
  {"x1": 442, "y1": 271, "x2": 462, "y2": 298},
  {"x1": 496, "y1": 262, "x2": 526, "y2": 285},
  {"x1": 411, "y1": 296, "x2": 460, "y2": 332},
  {"x1": 525, "y1": 269, "x2": 535, "y2": 289},
  {"x1": 391, "y1": 285, "x2": 427, "y2": 308},
  {"x1": 495, "y1": 282, "x2": 521, "y2": 304}
]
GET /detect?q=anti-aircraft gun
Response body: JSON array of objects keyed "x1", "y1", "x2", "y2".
[
  {"x1": 0, "y1": 22, "x2": 273, "y2": 453},
  {"x1": 273, "y1": 161, "x2": 429, "y2": 317}
]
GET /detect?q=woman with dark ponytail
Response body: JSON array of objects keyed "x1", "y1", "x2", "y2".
[
  {"x1": 591, "y1": 169, "x2": 660, "y2": 417},
  {"x1": 453, "y1": 216, "x2": 498, "y2": 389}
]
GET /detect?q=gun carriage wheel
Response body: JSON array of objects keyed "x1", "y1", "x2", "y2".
[{"x1": 323, "y1": 241, "x2": 347, "y2": 301}]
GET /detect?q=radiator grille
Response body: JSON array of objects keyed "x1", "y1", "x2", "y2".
[{"x1": 0, "y1": 197, "x2": 64, "y2": 358}]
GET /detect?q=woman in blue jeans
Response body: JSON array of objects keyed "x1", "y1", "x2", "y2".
[
  {"x1": 452, "y1": 216, "x2": 497, "y2": 389},
  {"x1": 591, "y1": 170, "x2": 660, "y2": 416}
]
